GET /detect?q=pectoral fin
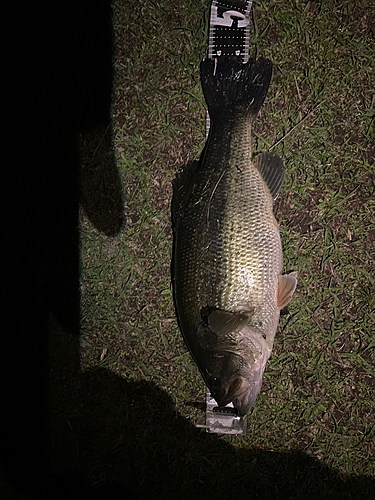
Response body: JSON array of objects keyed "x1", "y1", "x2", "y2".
[
  {"x1": 208, "y1": 309, "x2": 249, "y2": 337},
  {"x1": 277, "y1": 271, "x2": 298, "y2": 310}
]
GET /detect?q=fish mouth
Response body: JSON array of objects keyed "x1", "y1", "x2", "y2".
[
  {"x1": 209, "y1": 373, "x2": 264, "y2": 417},
  {"x1": 210, "y1": 376, "x2": 250, "y2": 410},
  {"x1": 232, "y1": 382, "x2": 262, "y2": 417}
]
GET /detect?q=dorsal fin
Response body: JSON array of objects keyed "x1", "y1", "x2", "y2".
[
  {"x1": 254, "y1": 152, "x2": 285, "y2": 200},
  {"x1": 208, "y1": 309, "x2": 249, "y2": 337}
]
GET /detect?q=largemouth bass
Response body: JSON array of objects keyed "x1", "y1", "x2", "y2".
[{"x1": 172, "y1": 56, "x2": 297, "y2": 417}]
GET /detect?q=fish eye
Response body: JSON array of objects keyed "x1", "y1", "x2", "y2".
[{"x1": 211, "y1": 377, "x2": 221, "y2": 388}]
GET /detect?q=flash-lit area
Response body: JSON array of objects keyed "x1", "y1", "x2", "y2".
[{"x1": 2, "y1": 0, "x2": 374, "y2": 498}]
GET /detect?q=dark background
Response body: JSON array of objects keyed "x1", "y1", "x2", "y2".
[{"x1": 2, "y1": 1, "x2": 125, "y2": 497}]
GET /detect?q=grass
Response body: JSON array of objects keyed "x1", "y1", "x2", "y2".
[{"x1": 50, "y1": 0, "x2": 375, "y2": 498}]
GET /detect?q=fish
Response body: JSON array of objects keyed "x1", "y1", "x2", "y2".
[{"x1": 172, "y1": 56, "x2": 297, "y2": 417}]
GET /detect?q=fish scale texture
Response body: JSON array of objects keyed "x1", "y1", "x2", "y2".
[{"x1": 174, "y1": 114, "x2": 283, "y2": 354}]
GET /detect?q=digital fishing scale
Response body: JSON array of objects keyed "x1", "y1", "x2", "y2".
[{"x1": 196, "y1": 0, "x2": 253, "y2": 435}]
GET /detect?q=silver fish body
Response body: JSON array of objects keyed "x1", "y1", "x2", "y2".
[{"x1": 173, "y1": 57, "x2": 297, "y2": 416}]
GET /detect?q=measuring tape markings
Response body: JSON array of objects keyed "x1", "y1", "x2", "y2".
[{"x1": 206, "y1": 0, "x2": 253, "y2": 136}]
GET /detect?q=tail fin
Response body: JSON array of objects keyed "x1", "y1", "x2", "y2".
[{"x1": 200, "y1": 56, "x2": 272, "y2": 120}]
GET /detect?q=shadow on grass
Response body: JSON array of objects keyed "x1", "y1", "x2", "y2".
[
  {"x1": 4, "y1": 326, "x2": 368, "y2": 500},
  {"x1": 3, "y1": 320, "x2": 375, "y2": 499}
]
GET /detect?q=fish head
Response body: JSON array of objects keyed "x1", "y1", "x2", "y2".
[
  {"x1": 204, "y1": 349, "x2": 266, "y2": 417},
  {"x1": 197, "y1": 316, "x2": 271, "y2": 417},
  {"x1": 205, "y1": 351, "x2": 252, "y2": 411}
]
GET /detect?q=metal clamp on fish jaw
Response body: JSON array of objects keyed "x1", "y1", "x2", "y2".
[
  {"x1": 197, "y1": 0, "x2": 253, "y2": 435},
  {"x1": 196, "y1": 389, "x2": 247, "y2": 435}
]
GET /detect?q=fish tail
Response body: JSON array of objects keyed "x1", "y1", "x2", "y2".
[{"x1": 200, "y1": 56, "x2": 272, "y2": 120}]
